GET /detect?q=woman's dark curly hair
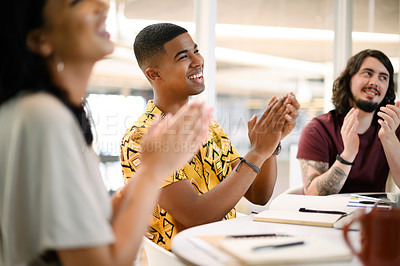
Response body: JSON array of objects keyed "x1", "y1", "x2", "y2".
[
  {"x1": 332, "y1": 49, "x2": 395, "y2": 117},
  {"x1": 0, "y1": 0, "x2": 93, "y2": 145}
]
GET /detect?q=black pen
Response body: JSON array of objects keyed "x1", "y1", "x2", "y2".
[
  {"x1": 298, "y1": 207, "x2": 347, "y2": 215},
  {"x1": 228, "y1": 233, "x2": 277, "y2": 238},
  {"x1": 252, "y1": 241, "x2": 305, "y2": 252},
  {"x1": 359, "y1": 201, "x2": 390, "y2": 206}
]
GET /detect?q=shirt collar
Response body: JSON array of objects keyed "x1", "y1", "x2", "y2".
[{"x1": 144, "y1": 100, "x2": 165, "y2": 117}]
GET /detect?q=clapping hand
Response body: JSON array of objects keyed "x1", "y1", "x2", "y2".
[
  {"x1": 140, "y1": 102, "x2": 212, "y2": 179},
  {"x1": 378, "y1": 101, "x2": 400, "y2": 142},
  {"x1": 340, "y1": 108, "x2": 359, "y2": 162},
  {"x1": 281, "y1": 92, "x2": 300, "y2": 140},
  {"x1": 247, "y1": 92, "x2": 300, "y2": 158},
  {"x1": 247, "y1": 96, "x2": 287, "y2": 158}
]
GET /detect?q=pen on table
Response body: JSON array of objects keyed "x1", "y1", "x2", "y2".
[
  {"x1": 252, "y1": 241, "x2": 305, "y2": 252},
  {"x1": 298, "y1": 207, "x2": 347, "y2": 215},
  {"x1": 350, "y1": 194, "x2": 391, "y2": 203},
  {"x1": 358, "y1": 200, "x2": 391, "y2": 206},
  {"x1": 228, "y1": 233, "x2": 277, "y2": 238}
]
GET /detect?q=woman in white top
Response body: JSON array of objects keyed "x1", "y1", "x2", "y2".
[{"x1": 0, "y1": 0, "x2": 211, "y2": 265}]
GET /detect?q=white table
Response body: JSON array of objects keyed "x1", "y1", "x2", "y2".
[{"x1": 172, "y1": 214, "x2": 362, "y2": 266}]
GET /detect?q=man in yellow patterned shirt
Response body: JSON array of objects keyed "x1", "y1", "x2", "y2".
[{"x1": 120, "y1": 23, "x2": 300, "y2": 251}]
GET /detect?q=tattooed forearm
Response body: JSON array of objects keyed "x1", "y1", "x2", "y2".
[
  {"x1": 299, "y1": 159, "x2": 349, "y2": 195},
  {"x1": 305, "y1": 173, "x2": 319, "y2": 188},
  {"x1": 299, "y1": 159, "x2": 329, "y2": 188},
  {"x1": 316, "y1": 166, "x2": 347, "y2": 195},
  {"x1": 310, "y1": 161, "x2": 329, "y2": 173}
]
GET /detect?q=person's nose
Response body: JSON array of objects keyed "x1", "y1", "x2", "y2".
[
  {"x1": 369, "y1": 74, "x2": 378, "y2": 88},
  {"x1": 190, "y1": 53, "x2": 204, "y2": 68}
]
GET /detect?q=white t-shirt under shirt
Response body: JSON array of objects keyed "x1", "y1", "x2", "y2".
[{"x1": 0, "y1": 93, "x2": 115, "y2": 266}]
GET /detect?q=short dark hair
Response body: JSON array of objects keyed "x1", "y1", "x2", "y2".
[
  {"x1": 332, "y1": 49, "x2": 395, "y2": 116},
  {"x1": 0, "y1": 0, "x2": 93, "y2": 145},
  {"x1": 133, "y1": 23, "x2": 188, "y2": 70}
]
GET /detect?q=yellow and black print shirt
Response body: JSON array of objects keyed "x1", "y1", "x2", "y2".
[{"x1": 120, "y1": 100, "x2": 241, "y2": 250}]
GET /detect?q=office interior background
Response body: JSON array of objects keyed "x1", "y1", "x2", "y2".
[{"x1": 88, "y1": 0, "x2": 400, "y2": 213}]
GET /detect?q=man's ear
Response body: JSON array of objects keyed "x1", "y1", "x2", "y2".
[
  {"x1": 26, "y1": 29, "x2": 53, "y2": 57},
  {"x1": 145, "y1": 67, "x2": 161, "y2": 82}
]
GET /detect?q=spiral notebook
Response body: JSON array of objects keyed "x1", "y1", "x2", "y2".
[{"x1": 218, "y1": 235, "x2": 353, "y2": 265}]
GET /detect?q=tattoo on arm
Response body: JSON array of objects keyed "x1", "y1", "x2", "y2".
[
  {"x1": 316, "y1": 166, "x2": 347, "y2": 195},
  {"x1": 300, "y1": 159, "x2": 348, "y2": 195},
  {"x1": 299, "y1": 159, "x2": 328, "y2": 188},
  {"x1": 305, "y1": 173, "x2": 319, "y2": 189}
]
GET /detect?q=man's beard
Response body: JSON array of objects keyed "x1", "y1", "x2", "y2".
[{"x1": 355, "y1": 99, "x2": 379, "y2": 113}]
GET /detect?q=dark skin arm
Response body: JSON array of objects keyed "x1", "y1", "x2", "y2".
[{"x1": 159, "y1": 94, "x2": 300, "y2": 230}]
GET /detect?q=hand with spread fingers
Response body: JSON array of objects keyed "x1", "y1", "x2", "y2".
[
  {"x1": 141, "y1": 102, "x2": 212, "y2": 179},
  {"x1": 378, "y1": 101, "x2": 400, "y2": 143},
  {"x1": 340, "y1": 108, "x2": 360, "y2": 162},
  {"x1": 247, "y1": 96, "x2": 287, "y2": 158}
]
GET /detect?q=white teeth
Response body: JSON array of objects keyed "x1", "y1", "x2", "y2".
[{"x1": 189, "y1": 73, "x2": 203, "y2": 79}]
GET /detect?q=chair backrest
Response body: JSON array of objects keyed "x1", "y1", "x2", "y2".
[{"x1": 143, "y1": 237, "x2": 185, "y2": 266}]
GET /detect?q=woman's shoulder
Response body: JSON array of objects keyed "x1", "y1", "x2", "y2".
[{"x1": 19, "y1": 92, "x2": 73, "y2": 123}]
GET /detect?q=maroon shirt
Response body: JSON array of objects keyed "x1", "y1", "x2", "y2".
[{"x1": 297, "y1": 110, "x2": 400, "y2": 193}]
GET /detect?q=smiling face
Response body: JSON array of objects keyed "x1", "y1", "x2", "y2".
[
  {"x1": 42, "y1": 0, "x2": 113, "y2": 63},
  {"x1": 156, "y1": 32, "x2": 205, "y2": 99},
  {"x1": 350, "y1": 56, "x2": 390, "y2": 112}
]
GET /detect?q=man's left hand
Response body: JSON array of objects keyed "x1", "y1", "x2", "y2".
[{"x1": 378, "y1": 101, "x2": 400, "y2": 142}]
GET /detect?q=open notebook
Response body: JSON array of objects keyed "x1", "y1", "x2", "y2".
[
  {"x1": 218, "y1": 235, "x2": 353, "y2": 265},
  {"x1": 253, "y1": 194, "x2": 350, "y2": 227}
]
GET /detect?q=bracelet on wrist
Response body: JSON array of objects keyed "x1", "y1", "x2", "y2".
[
  {"x1": 336, "y1": 154, "x2": 354, "y2": 166},
  {"x1": 236, "y1": 157, "x2": 261, "y2": 174}
]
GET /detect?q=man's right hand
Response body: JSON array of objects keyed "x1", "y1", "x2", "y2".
[{"x1": 340, "y1": 108, "x2": 359, "y2": 162}]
